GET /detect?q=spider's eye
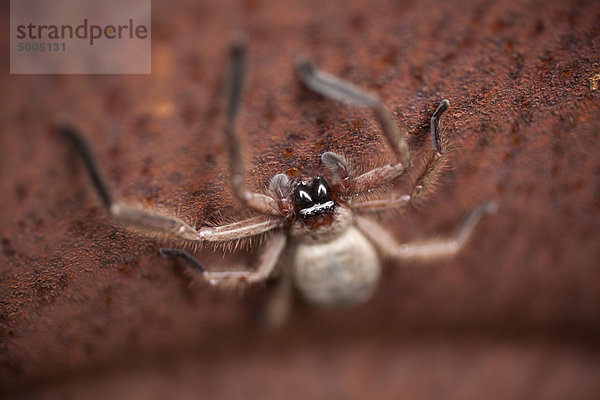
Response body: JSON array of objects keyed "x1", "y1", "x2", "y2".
[
  {"x1": 312, "y1": 175, "x2": 331, "y2": 204},
  {"x1": 294, "y1": 183, "x2": 314, "y2": 209},
  {"x1": 299, "y1": 190, "x2": 312, "y2": 203}
]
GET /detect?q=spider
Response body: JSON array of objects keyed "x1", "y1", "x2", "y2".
[{"x1": 62, "y1": 38, "x2": 496, "y2": 322}]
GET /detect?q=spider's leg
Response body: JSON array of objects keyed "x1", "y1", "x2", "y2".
[
  {"x1": 162, "y1": 241, "x2": 292, "y2": 328},
  {"x1": 61, "y1": 125, "x2": 113, "y2": 209},
  {"x1": 355, "y1": 202, "x2": 497, "y2": 261},
  {"x1": 224, "y1": 36, "x2": 281, "y2": 216},
  {"x1": 159, "y1": 248, "x2": 206, "y2": 271},
  {"x1": 62, "y1": 124, "x2": 283, "y2": 242},
  {"x1": 295, "y1": 58, "x2": 411, "y2": 194},
  {"x1": 199, "y1": 216, "x2": 284, "y2": 242},
  {"x1": 259, "y1": 271, "x2": 293, "y2": 329},
  {"x1": 62, "y1": 124, "x2": 200, "y2": 241},
  {"x1": 351, "y1": 100, "x2": 451, "y2": 213},
  {"x1": 431, "y1": 99, "x2": 449, "y2": 154},
  {"x1": 161, "y1": 232, "x2": 287, "y2": 284}
]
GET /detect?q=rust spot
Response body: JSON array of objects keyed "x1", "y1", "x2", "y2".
[
  {"x1": 140, "y1": 165, "x2": 151, "y2": 177},
  {"x1": 411, "y1": 65, "x2": 424, "y2": 84},
  {"x1": 1, "y1": 238, "x2": 16, "y2": 257},
  {"x1": 36, "y1": 280, "x2": 57, "y2": 305},
  {"x1": 285, "y1": 167, "x2": 302, "y2": 178},
  {"x1": 371, "y1": 82, "x2": 384, "y2": 93},
  {"x1": 492, "y1": 17, "x2": 509, "y2": 32},
  {"x1": 349, "y1": 14, "x2": 365, "y2": 32},
  {"x1": 589, "y1": 73, "x2": 600, "y2": 91},
  {"x1": 551, "y1": 163, "x2": 561, "y2": 177},
  {"x1": 118, "y1": 261, "x2": 137, "y2": 272},
  {"x1": 185, "y1": 53, "x2": 205, "y2": 82},
  {"x1": 561, "y1": 69, "x2": 572, "y2": 78},
  {"x1": 242, "y1": 0, "x2": 262, "y2": 13},
  {"x1": 283, "y1": 147, "x2": 294, "y2": 157},
  {"x1": 315, "y1": 114, "x2": 328, "y2": 127},
  {"x1": 503, "y1": 39, "x2": 515, "y2": 53},
  {"x1": 552, "y1": 142, "x2": 564, "y2": 156},
  {"x1": 15, "y1": 183, "x2": 28, "y2": 201},
  {"x1": 351, "y1": 119, "x2": 363, "y2": 131},
  {"x1": 265, "y1": 109, "x2": 276, "y2": 121},
  {"x1": 459, "y1": 33, "x2": 474, "y2": 49},
  {"x1": 533, "y1": 20, "x2": 545, "y2": 35},
  {"x1": 105, "y1": 88, "x2": 126, "y2": 116},
  {"x1": 517, "y1": 96, "x2": 531, "y2": 110},
  {"x1": 378, "y1": 47, "x2": 397, "y2": 68},
  {"x1": 442, "y1": 52, "x2": 456, "y2": 62},
  {"x1": 180, "y1": 103, "x2": 199, "y2": 126}
]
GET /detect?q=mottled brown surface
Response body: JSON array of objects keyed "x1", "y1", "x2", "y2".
[{"x1": 1, "y1": 0, "x2": 600, "y2": 398}]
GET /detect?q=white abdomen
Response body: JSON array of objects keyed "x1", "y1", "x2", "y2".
[{"x1": 291, "y1": 226, "x2": 380, "y2": 307}]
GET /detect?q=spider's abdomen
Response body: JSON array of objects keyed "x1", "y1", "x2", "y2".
[{"x1": 291, "y1": 226, "x2": 380, "y2": 307}]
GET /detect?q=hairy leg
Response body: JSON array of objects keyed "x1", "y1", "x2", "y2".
[
  {"x1": 355, "y1": 202, "x2": 497, "y2": 261},
  {"x1": 295, "y1": 58, "x2": 411, "y2": 194},
  {"x1": 160, "y1": 231, "x2": 287, "y2": 284},
  {"x1": 62, "y1": 124, "x2": 282, "y2": 242},
  {"x1": 351, "y1": 100, "x2": 450, "y2": 212},
  {"x1": 224, "y1": 37, "x2": 281, "y2": 216}
]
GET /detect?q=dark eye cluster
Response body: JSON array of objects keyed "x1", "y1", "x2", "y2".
[{"x1": 293, "y1": 175, "x2": 335, "y2": 218}]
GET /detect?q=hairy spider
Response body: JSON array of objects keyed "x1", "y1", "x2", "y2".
[{"x1": 62, "y1": 38, "x2": 496, "y2": 322}]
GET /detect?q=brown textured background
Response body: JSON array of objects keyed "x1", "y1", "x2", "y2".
[{"x1": 1, "y1": 0, "x2": 600, "y2": 398}]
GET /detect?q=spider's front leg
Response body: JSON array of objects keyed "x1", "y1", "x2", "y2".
[
  {"x1": 224, "y1": 37, "x2": 290, "y2": 216},
  {"x1": 352, "y1": 100, "x2": 451, "y2": 212},
  {"x1": 295, "y1": 58, "x2": 416, "y2": 195}
]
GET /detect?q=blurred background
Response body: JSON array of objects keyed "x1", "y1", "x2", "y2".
[{"x1": 1, "y1": 0, "x2": 599, "y2": 398}]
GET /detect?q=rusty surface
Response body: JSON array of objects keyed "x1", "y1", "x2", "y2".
[{"x1": 1, "y1": 0, "x2": 600, "y2": 398}]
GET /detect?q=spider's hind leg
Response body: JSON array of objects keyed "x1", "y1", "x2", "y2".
[
  {"x1": 160, "y1": 232, "x2": 287, "y2": 285},
  {"x1": 257, "y1": 271, "x2": 293, "y2": 329},
  {"x1": 356, "y1": 201, "x2": 498, "y2": 262},
  {"x1": 159, "y1": 248, "x2": 206, "y2": 272},
  {"x1": 161, "y1": 246, "x2": 293, "y2": 328}
]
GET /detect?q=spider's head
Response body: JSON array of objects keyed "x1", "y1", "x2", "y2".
[{"x1": 293, "y1": 175, "x2": 336, "y2": 220}]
